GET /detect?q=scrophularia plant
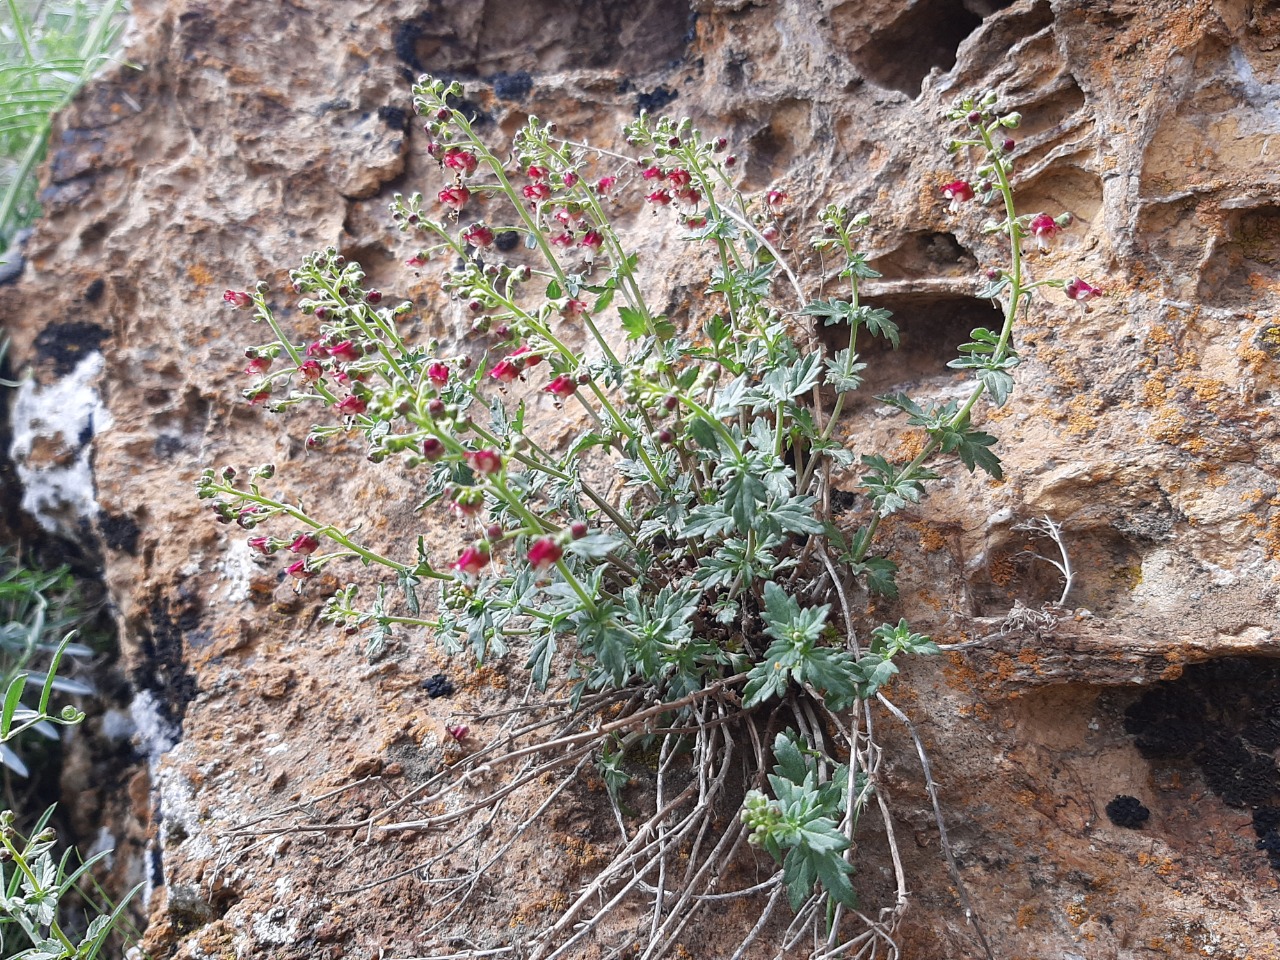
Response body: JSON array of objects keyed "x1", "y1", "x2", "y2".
[{"x1": 199, "y1": 82, "x2": 1098, "y2": 958}]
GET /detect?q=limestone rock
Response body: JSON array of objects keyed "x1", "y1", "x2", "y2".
[{"x1": 2, "y1": 0, "x2": 1279, "y2": 957}]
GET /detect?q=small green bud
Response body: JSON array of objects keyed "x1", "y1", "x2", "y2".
[{"x1": 1001, "y1": 112, "x2": 1021, "y2": 128}]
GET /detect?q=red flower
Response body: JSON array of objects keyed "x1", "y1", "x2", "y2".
[
  {"x1": 247, "y1": 536, "x2": 273, "y2": 554},
  {"x1": 330, "y1": 340, "x2": 361, "y2": 363},
  {"x1": 942, "y1": 179, "x2": 975, "y2": 211},
  {"x1": 1029, "y1": 213, "x2": 1060, "y2": 251},
  {"x1": 526, "y1": 164, "x2": 550, "y2": 181},
  {"x1": 553, "y1": 206, "x2": 583, "y2": 227},
  {"x1": 684, "y1": 215, "x2": 708, "y2": 230},
  {"x1": 443, "y1": 148, "x2": 478, "y2": 176},
  {"x1": 646, "y1": 189, "x2": 673, "y2": 206},
  {"x1": 467, "y1": 449, "x2": 504, "y2": 474},
  {"x1": 462, "y1": 223, "x2": 495, "y2": 248},
  {"x1": 641, "y1": 165, "x2": 665, "y2": 181},
  {"x1": 676, "y1": 187, "x2": 701, "y2": 207},
  {"x1": 223, "y1": 290, "x2": 252, "y2": 308},
  {"x1": 766, "y1": 189, "x2": 788, "y2": 209},
  {"x1": 244, "y1": 356, "x2": 272, "y2": 376},
  {"x1": 427, "y1": 362, "x2": 449, "y2": 387},
  {"x1": 1064, "y1": 277, "x2": 1103, "y2": 304},
  {"x1": 299, "y1": 359, "x2": 323, "y2": 382},
  {"x1": 512, "y1": 345, "x2": 543, "y2": 367},
  {"x1": 581, "y1": 230, "x2": 603, "y2": 256},
  {"x1": 561, "y1": 298, "x2": 588, "y2": 320},
  {"x1": 286, "y1": 559, "x2": 315, "y2": 580},
  {"x1": 550, "y1": 231, "x2": 575, "y2": 248},
  {"x1": 667, "y1": 168, "x2": 692, "y2": 188},
  {"x1": 544, "y1": 374, "x2": 577, "y2": 399},
  {"x1": 595, "y1": 176, "x2": 618, "y2": 195},
  {"x1": 490, "y1": 359, "x2": 521, "y2": 383},
  {"x1": 306, "y1": 340, "x2": 331, "y2": 359},
  {"x1": 335, "y1": 394, "x2": 367, "y2": 415},
  {"x1": 247, "y1": 387, "x2": 272, "y2": 405},
  {"x1": 334, "y1": 369, "x2": 367, "y2": 387},
  {"x1": 452, "y1": 543, "x2": 491, "y2": 576},
  {"x1": 289, "y1": 533, "x2": 320, "y2": 555},
  {"x1": 527, "y1": 537, "x2": 563, "y2": 571},
  {"x1": 562, "y1": 172, "x2": 579, "y2": 188},
  {"x1": 438, "y1": 185, "x2": 471, "y2": 211},
  {"x1": 522, "y1": 182, "x2": 552, "y2": 202},
  {"x1": 405, "y1": 252, "x2": 429, "y2": 268},
  {"x1": 446, "y1": 723, "x2": 470, "y2": 741}
]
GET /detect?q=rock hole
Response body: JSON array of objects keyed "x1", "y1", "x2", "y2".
[
  {"x1": 835, "y1": 0, "x2": 1016, "y2": 97},
  {"x1": 1198, "y1": 204, "x2": 1280, "y2": 307},
  {"x1": 818, "y1": 292, "x2": 1000, "y2": 406},
  {"x1": 969, "y1": 522, "x2": 1143, "y2": 616}
]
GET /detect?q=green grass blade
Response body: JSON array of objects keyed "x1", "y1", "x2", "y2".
[{"x1": 1, "y1": 672, "x2": 27, "y2": 738}]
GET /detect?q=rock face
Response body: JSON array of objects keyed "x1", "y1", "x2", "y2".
[{"x1": 3, "y1": 0, "x2": 1280, "y2": 956}]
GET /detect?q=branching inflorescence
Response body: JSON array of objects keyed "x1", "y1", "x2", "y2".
[{"x1": 200, "y1": 82, "x2": 1097, "y2": 958}]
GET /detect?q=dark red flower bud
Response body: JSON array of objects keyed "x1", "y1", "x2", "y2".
[
  {"x1": 287, "y1": 559, "x2": 315, "y2": 580},
  {"x1": 467, "y1": 449, "x2": 504, "y2": 474},
  {"x1": 527, "y1": 537, "x2": 563, "y2": 571},
  {"x1": 438, "y1": 185, "x2": 471, "y2": 211},
  {"x1": 453, "y1": 543, "x2": 490, "y2": 576},
  {"x1": 570, "y1": 520, "x2": 588, "y2": 540},
  {"x1": 422, "y1": 438, "x2": 446, "y2": 461}
]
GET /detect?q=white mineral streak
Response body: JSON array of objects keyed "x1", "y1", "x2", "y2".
[{"x1": 9, "y1": 351, "x2": 112, "y2": 535}]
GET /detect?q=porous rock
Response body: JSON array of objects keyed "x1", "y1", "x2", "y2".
[{"x1": 2, "y1": 0, "x2": 1280, "y2": 956}]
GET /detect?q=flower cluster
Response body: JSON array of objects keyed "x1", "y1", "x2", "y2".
[{"x1": 199, "y1": 78, "x2": 1101, "y2": 927}]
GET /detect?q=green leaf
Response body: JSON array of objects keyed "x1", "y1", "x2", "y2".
[
  {"x1": 856, "y1": 306, "x2": 899, "y2": 348},
  {"x1": 768, "y1": 497, "x2": 825, "y2": 536},
  {"x1": 680, "y1": 503, "x2": 735, "y2": 539},
  {"x1": 850, "y1": 556, "x2": 898, "y2": 598},
  {"x1": 978, "y1": 367, "x2": 1015, "y2": 408},
  {"x1": 546, "y1": 279, "x2": 562, "y2": 299},
  {"x1": 618, "y1": 306, "x2": 648, "y2": 340},
  {"x1": 525, "y1": 630, "x2": 557, "y2": 689},
  {"x1": 1, "y1": 674, "x2": 27, "y2": 739},
  {"x1": 800, "y1": 299, "x2": 852, "y2": 326}
]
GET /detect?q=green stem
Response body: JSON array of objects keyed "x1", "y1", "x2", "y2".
[
  {"x1": 219, "y1": 484, "x2": 448, "y2": 580},
  {"x1": 0, "y1": 832, "x2": 77, "y2": 953},
  {"x1": 853, "y1": 126, "x2": 1022, "y2": 563}
]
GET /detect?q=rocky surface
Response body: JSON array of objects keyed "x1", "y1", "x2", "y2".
[{"x1": 3, "y1": 0, "x2": 1280, "y2": 956}]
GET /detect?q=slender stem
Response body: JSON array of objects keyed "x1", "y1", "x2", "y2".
[
  {"x1": 0, "y1": 833, "x2": 78, "y2": 953},
  {"x1": 853, "y1": 125, "x2": 1022, "y2": 563}
]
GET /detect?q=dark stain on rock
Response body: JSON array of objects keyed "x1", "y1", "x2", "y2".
[
  {"x1": 99, "y1": 512, "x2": 141, "y2": 555},
  {"x1": 490, "y1": 70, "x2": 533, "y2": 101},
  {"x1": 34, "y1": 321, "x2": 109, "y2": 377},
  {"x1": 377, "y1": 105, "x2": 408, "y2": 130},
  {"x1": 636, "y1": 85, "x2": 678, "y2": 114},
  {"x1": 131, "y1": 601, "x2": 200, "y2": 734},
  {"x1": 392, "y1": 11, "x2": 435, "y2": 73},
  {"x1": 84, "y1": 277, "x2": 106, "y2": 303},
  {"x1": 1123, "y1": 657, "x2": 1280, "y2": 870},
  {"x1": 1104, "y1": 795, "x2": 1150, "y2": 829}
]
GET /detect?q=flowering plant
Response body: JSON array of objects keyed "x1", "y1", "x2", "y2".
[{"x1": 198, "y1": 82, "x2": 1094, "y2": 957}]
